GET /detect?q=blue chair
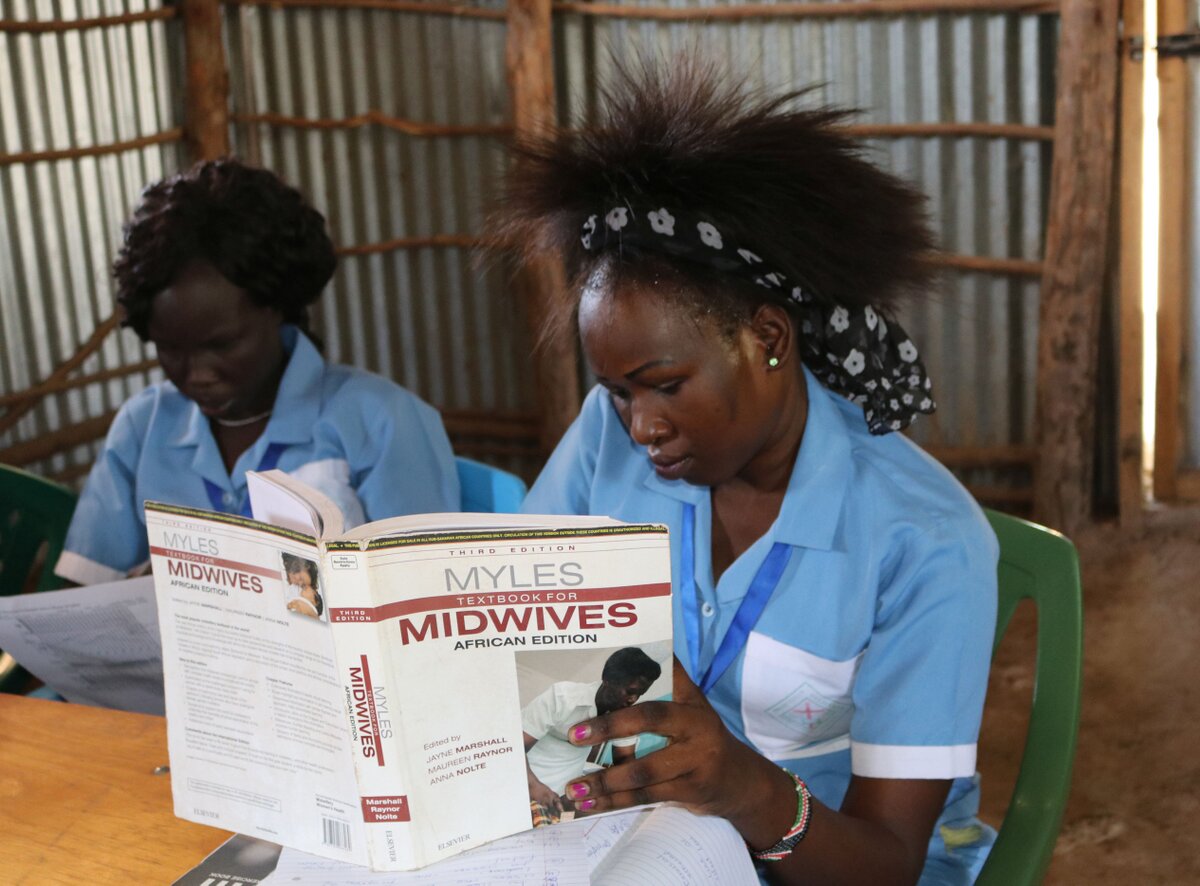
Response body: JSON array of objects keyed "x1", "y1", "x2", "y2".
[{"x1": 456, "y1": 456, "x2": 527, "y2": 513}]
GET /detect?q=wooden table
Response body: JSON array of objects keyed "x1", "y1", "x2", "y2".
[{"x1": 0, "y1": 693, "x2": 230, "y2": 884}]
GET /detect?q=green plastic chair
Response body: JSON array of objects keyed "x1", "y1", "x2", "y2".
[
  {"x1": 975, "y1": 509, "x2": 1083, "y2": 886},
  {"x1": 0, "y1": 463, "x2": 79, "y2": 690},
  {"x1": 456, "y1": 456, "x2": 527, "y2": 514},
  {"x1": 0, "y1": 463, "x2": 77, "y2": 595}
]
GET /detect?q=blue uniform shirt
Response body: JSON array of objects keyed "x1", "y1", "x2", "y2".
[
  {"x1": 57, "y1": 326, "x2": 460, "y2": 585},
  {"x1": 523, "y1": 367, "x2": 998, "y2": 883}
]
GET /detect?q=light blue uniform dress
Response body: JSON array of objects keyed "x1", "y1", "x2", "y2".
[
  {"x1": 56, "y1": 326, "x2": 460, "y2": 586},
  {"x1": 523, "y1": 367, "x2": 998, "y2": 885}
]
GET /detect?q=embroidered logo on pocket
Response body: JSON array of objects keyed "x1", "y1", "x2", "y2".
[
  {"x1": 765, "y1": 683, "x2": 854, "y2": 745},
  {"x1": 741, "y1": 631, "x2": 862, "y2": 760}
]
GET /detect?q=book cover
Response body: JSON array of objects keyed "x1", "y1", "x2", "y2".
[{"x1": 145, "y1": 484, "x2": 672, "y2": 872}]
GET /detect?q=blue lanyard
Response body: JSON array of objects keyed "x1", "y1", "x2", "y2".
[
  {"x1": 679, "y1": 501, "x2": 793, "y2": 695},
  {"x1": 203, "y1": 442, "x2": 288, "y2": 517}
]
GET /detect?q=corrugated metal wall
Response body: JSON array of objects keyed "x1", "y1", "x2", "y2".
[
  {"x1": 0, "y1": 0, "x2": 183, "y2": 481},
  {"x1": 555, "y1": 6, "x2": 1057, "y2": 474},
  {"x1": 223, "y1": 0, "x2": 533, "y2": 425},
  {"x1": 2, "y1": 0, "x2": 1057, "y2": 494}
]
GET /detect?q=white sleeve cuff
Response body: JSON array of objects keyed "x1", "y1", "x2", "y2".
[
  {"x1": 850, "y1": 741, "x2": 977, "y2": 779},
  {"x1": 54, "y1": 550, "x2": 127, "y2": 586}
]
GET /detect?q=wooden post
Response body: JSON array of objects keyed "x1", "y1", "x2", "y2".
[
  {"x1": 1153, "y1": 0, "x2": 1190, "y2": 500},
  {"x1": 1032, "y1": 0, "x2": 1119, "y2": 533},
  {"x1": 182, "y1": 0, "x2": 230, "y2": 161},
  {"x1": 506, "y1": 0, "x2": 581, "y2": 453},
  {"x1": 1117, "y1": 0, "x2": 1145, "y2": 524}
]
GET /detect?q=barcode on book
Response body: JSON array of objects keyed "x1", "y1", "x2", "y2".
[{"x1": 322, "y1": 816, "x2": 352, "y2": 850}]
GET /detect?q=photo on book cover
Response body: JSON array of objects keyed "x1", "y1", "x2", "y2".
[
  {"x1": 280, "y1": 552, "x2": 325, "y2": 622},
  {"x1": 516, "y1": 642, "x2": 672, "y2": 827}
]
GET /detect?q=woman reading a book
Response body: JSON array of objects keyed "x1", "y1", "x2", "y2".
[
  {"x1": 499, "y1": 58, "x2": 997, "y2": 886},
  {"x1": 55, "y1": 160, "x2": 460, "y2": 586}
]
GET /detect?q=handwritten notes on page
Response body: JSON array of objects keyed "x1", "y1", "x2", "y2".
[
  {"x1": 259, "y1": 804, "x2": 757, "y2": 886},
  {"x1": 263, "y1": 824, "x2": 588, "y2": 886},
  {"x1": 571, "y1": 807, "x2": 647, "y2": 876},
  {"x1": 590, "y1": 805, "x2": 758, "y2": 885}
]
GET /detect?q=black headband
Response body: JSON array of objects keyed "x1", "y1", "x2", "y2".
[{"x1": 581, "y1": 203, "x2": 935, "y2": 434}]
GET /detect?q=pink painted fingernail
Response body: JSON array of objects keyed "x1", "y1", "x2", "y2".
[
  {"x1": 579, "y1": 798, "x2": 596, "y2": 811},
  {"x1": 572, "y1": 725, "x2": 591, "y2": 741},
  {"x1": 569, "y1": 782, "x2": 589, "y2": 799}
]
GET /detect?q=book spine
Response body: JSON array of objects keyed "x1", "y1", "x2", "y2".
[{"x1": 323, "y1": 546, "x2": 417, "y2": 870}]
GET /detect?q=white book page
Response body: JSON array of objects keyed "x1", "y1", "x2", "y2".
[
  {"x1": 591, "y1": 805, "x2": 759, "y2": 886},
  {"x1": 248, "y1": 469, "x2": 345, "y2": 537},
  {"x1": 336, "y1": 512, "x2": 626, "y2": 543},
  {"x1": 0, "y1": 576, "x2": 164, "y2": 714},
  {"x1": 263, "y1": 825, "x2": 588, "y2": 886}
]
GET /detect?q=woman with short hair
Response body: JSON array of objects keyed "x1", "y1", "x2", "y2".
[{"x1": 57, "y1": 159, "x2": 459, "y2": 585}]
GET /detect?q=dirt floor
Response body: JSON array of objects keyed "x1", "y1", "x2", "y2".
[{"x1": 976, "y1": 516, "x2": 1200, "y2": 884}]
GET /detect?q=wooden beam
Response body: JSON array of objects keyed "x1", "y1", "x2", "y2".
[
  {"x1": 506, "y1": 0, "x2": 580, "y2": 453},
  {"x1": 930, "y1": 252, "x2": 1044, "y2": 277},
  {"x1": 0, "y1": 313, "x2": 122, "y2": 436},
  {"x1": 1152, "y1": 0, "x2": 1190, "y2": 501},
  {"x1": 0, "y1": 8, "x2": 176, "y2": 33},
  {"x1": 232, "y1": 111, "x2": 511, "y2": 139},
  {"x1": 0, "y1": 130, "x2": 183, "y2": 167},
  {"x1": 227, "y1": 0, "x2": 508, "y2": 21},
  {"x1": 845, "y1": 121, "x2": 1055, "y2": 141},
  {"x1": 0, "y1": 413, "x2": 117, "y2": 467},
  {"x1": 551, "y1": 0, "x2": 1060, "y2": 21},
  {"x1": 1032, "y1": 0, "x2": 1119, "y2": 534},
  {"x1": 182, "y1": 0, "x2": 230, "y2": 161},
  {"x1": 0, "y1": 359, "x2": 158, "y2": 408},
  {"x1": 1117, "y1": 0, "x2": 1146, "y2": 524}
]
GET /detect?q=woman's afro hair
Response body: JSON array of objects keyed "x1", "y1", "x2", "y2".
[
  {"x1": 493, "y1": 55, "x2": 937, "y2": 331},
  {"x1": 115, "y1": 158, "x2": 336, "y2": 344}
]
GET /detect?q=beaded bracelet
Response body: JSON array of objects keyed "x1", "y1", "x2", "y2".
[{"x1": 749, "y1": 770, "x2": 813, "y2": 862}]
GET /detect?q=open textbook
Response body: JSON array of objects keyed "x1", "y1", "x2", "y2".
[
  {"x1": 174, "y1": 805, "x2": 758, "y2": 886},
  {"x1": 146, "y1": 470, "x2": 673, "y2": 872}
]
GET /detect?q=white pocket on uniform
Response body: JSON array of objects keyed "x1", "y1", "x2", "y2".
[{"x1": 740, "y1": 631, "x2": 862, "y2": 761}]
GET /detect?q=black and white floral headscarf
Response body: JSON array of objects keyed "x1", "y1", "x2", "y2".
[{"x1": 581, "y1": 203, "x2": 935, "y2": 435}]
